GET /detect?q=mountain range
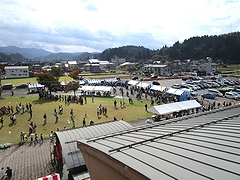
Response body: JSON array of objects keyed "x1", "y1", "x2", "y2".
[{"x1": 0, "y1": 46, "x2": 100, "y2": 61}]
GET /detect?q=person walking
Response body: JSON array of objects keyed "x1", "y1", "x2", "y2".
[
  {"x1": 0, "y1": 117, "x2": 3, "y2": 128},
  {"x1": 29, "y1": 109, "x2": 32, "y2": 119},
  {"x1": 70, "y1": 109, "x2": 74, "y2": 119},
  {"x1": 5, "y1": 167, "x2": 12, "y2": 180},
  {"x1": 72, "y1": 119, "x2": 75, "y2": 128},
  {"x1": 82, "y1": 118, "x2": 86, "y2": 127},
  {"x1": 20, "y1": 132, "x2": 25, "y2": 143},
  {"x1": 49, "y1": 131, "x2": 54, "y2": 143},
  {"x1": 40, "y1": 134, "x2": 43, "y2": 144},
  {"x1": 34, "y1": 133, "x2": 38, "y2": 145},
  {"x1": 43, "y1": 113, "x2": 47, "y2": 125},
  {"x1": 54, "y1": 111, "x2": 58, "y2": 123},
  {"x1": 1, "y1": 167, "x2": 5, "y2": 179},
  {"x1": 145, "y1": 104, "x2": 148, "y2": 111}
]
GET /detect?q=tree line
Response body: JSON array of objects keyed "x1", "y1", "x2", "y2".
[
  {"x1": 100, "y1": 32, "x2": 240, "y2": 64},
  {"x1": 0, "y1": 32, "x2": 239, "y2": 64}
]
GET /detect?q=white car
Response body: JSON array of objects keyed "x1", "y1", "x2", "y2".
[
  {"x1": 225, "y1": 92, "x2": 239, "y2": 100},
  {"x1": 189, "y1": 84, "x2": 198, "y2": 91}
]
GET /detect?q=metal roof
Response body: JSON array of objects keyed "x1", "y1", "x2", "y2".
[
  {"x1": 78, "y1": 105, "x2": 240, "y2": 180},
  {"x1": 4, "y1": 66, "x2": 28, "y2": 69},
  {"x1": 55, "y1": 120, "x2": 133, "y2": 170}
]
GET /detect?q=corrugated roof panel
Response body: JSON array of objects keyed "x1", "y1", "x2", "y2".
[
  {"x1": 112, "y1": 149, "x2": 176, "y2": 180},
  {"x1": 78, "y1": 106, "x2": 240, "y2": 179},
  {"x1": 168, "y1": 136, "x2": 240, "y2": 155},
  {"x1": 55, "y1": 120, "x2": 133, "y2": 170},
  {"x1": 161, "y1": 138, "x2": 239, "y2": 163}
]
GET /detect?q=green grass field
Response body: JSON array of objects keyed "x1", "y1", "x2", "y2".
[
  {"x1": 1, "y1": 76, "x2": 73, "y2": 86},
  {"x1": 0, "y1": 94, "x2": 152, "y2": 145}
]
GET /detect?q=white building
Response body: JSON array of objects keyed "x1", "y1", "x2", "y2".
[{"x1": 4, "y1": 66, "x2": 29, "y2": 79}]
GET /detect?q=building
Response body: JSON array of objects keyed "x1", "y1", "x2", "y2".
[
  {"x1": 142, "y1": 64, "x2": 171, "y2": 76},
  {"x1": 78, "y1": 105, "x2": 240, "y2": 180},
  {"x1": 111, "y1": 56, "x2": 126, "y2": 66},
  {"x1": 53, "y1": 120, "x2": 133, "y2": 179},
  {"x1": 86, "y1": 59, "x2": 101, "y2": 72},
  {"x1": 4, "y1": 66, "x2": 29, "y2": 79},
  {"x1": 64, "y1": 61, "x2": 78, "y2": 71},
  {"x1": 119, "y1": 62, "x2": 136, "y2": 71}
]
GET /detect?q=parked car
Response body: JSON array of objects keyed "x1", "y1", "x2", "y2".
[
  {"x1": 201, "y1": 92, "x2": 215, "y2": 99},
  {"x1": 225, "y1": 92, "x2": 239, "y2": 100},
  {"x1": 208, "y1": 89, "x2": 223, "y2": 97},
  {"x1": 132, "y1": 76, "x2": 138, "y2": 80},
  {"x1": 171, "y1": 84, "x2": 181, "y2": 89},
  {"x1": 152, "y1": 81, "x2": 160, "y2": 85},
  {"x1": 2, "y1": 84, "x2": 14, "y2": 90},
  {"x1": 16, "y1": 84, "x2": 28, "y2": 89},
  {"x1": 150, "y1": 74, "x2": 158, "y2": 79},
  {"x1": 190, "y1": 92, "x2": 198, "y2": 100}
]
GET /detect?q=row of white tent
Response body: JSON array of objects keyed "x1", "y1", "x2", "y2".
[
  {"x1": 77, "y1": 86, "x2": 113, "y2": 92},
  {"x1": 128, "y1": 80, "x2": 190, "y2": 96},
  {"x1": 148, "y1": 100, "x2": 201, "y2": 115}
]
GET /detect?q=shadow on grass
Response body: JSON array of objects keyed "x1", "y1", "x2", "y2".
[{"x1": 32, "y1": 98, "x2": 58, "y2": 105}]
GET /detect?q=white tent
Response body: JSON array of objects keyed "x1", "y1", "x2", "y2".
[
  {"x1": 136, "y1": 82, "x2": 151, "y2": 88},
  {"x1": 28, "y1": 83, "x2": 44, "y2": 88},
  {"x1": 128, "y1": 80, "x2": 139, "y2": 85},
  {"x1": 174, "y1": 89, "x2": 184, "y2": 96},
  {"x1": 78, "y1": 86, "x2": 113, "y2": 92},
  {"x1": 94, "y1": 86, "x2": 113, "y2": 92},
  {"x1": 148, "y1": 100, "x2": 201, "y2": 115},
  {"x1": 150, "y1": 85, "x2": 167, "y2": 92},
  {"x1": 78, "y1": 86, "x2": 95, "y2": 91},
  {"x1": 166, "y1": 88, "x2": 178, "y2": 94},
  {"x1": 177, "y1": 100, "x2": 202, "y2": 110}
]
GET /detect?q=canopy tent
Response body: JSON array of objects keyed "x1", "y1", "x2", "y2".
[
  {"x1": 94, "y1": 86, "x2": 113, "y2": 92},
  {"x1": 79, "y1": 80, "x2": 86, "y2": 85},
  {"x1": 166, "y1": 88, "x2": 178, "y2": 94},
  {"x1": 128, "y1": 80, "x2": 139, "y2": 85},
  {"x1": 148, "y1": 100, "x2": 201, "y2": 115},
  {"x1": 177, "y1": 100, "x2": 202, "y2": 110},
  {"x1": 150, "y1": 85, "x2": 167, "y2": 92},
  {"x1": 78, "y1": 86, "x2": 95, "y2": 91},
  {"x1": 87, "y1": 79, "x2": 101, "y2": 84},
  {"x1": 148, "y1": 103, "x2": 181, "y2": 115},
  {"x1": 78, "y1": 86, "x2": 112, "y2": 92},
  {"x1": 136, "y1": 82, "x2": 152, "y2": 88},
  {"x1": 60, "y1": 81, "x2": 67, "y2": 86},
  {"x1": 28, "y1": 83, "x2": 44, "y2": 88},
  {"x1": 174, "y1": 89, "x2": 184, "y2": 96},
  {"x1": 61, "y1": 80, "x2": 86, "y2": 86},
  {"x1": 104, "y1": 78, "x2": 118, "y2": 83}
]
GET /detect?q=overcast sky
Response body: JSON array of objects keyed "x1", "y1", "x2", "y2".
[{"x1": 0, "y1": 0, "x2": 240, "y2": 53}]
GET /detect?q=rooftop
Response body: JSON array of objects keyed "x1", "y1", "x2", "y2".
[{"x1": 78, "y1": 105, "x2": 240, "y2": 180}]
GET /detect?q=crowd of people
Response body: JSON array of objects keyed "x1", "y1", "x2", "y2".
[{"x1": 1, "y1": 79, "x2": 239, "y2": 179}]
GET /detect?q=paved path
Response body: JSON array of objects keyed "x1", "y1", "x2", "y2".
[{"x1": 0, "y1": 139, "x2": 53, "y2": 179}]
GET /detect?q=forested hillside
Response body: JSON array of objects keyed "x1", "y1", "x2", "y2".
[
  {"x1": 100, "y1": 32, "x2": 240, "y2": 64},
  {"x1": 0, "y1": 32, "x2": 239, "y2": 64}
]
